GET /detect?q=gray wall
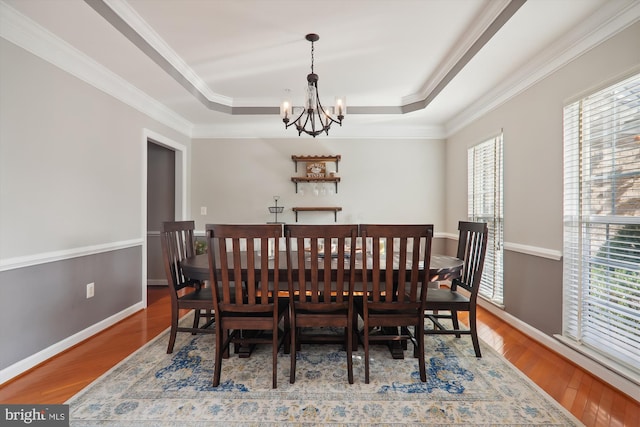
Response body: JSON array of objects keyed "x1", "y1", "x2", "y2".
[
  {"x1": 0, "y1": 38, "x2": 190, "y2": 375},
  {"x1": 445, "y1": 22, "x2": 640, "y2": 334},
  {"x1": 190, "y1": 138, "x2": 446, "y2": 229},
  {"x1": 0, "y1": 248, "x2": 141, "y2": 368}
]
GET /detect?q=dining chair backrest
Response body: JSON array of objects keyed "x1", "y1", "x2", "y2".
[
  {"x1": 454, "y1": 221, "x2": 489, "y2": 297},
  {"x1": 284, "y1": 224, "x2": 358, "y2": 308},
  {"x1": 284, "y1": 223, "x2": 359, "y2": 384},
  {"x1": 161, "y1": 220, "x2": 198, "y2": 292},
  {"x1": 357, "y1": 224, "x2": 434, "y2": 383},
  {"x1": 206, "y1": 224, "x2": 282, "y2": 313},
  {"x1": 161, "y1": 220, "x2": 214, "y2": 354},
  {"x1": 359, "y1": 224, "x2": 433, "y2": 307},
  {"x1": 205, "y1": 223, "x2": 287, "y2": 388}
]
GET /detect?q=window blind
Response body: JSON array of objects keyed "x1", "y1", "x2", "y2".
[
  {"x1": 563, "y1": 73, "x2": 640, "y2": 374},
  {"x1": 468, "y1": 134, "x2": 504, "y2": 305}
]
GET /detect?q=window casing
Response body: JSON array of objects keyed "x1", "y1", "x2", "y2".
[
  {"x1": 468, "y1": 134, "x2": 504, "y2": 305},
  {"x1": 563, "y1": 73, "x2": 640, "y2": 376}
]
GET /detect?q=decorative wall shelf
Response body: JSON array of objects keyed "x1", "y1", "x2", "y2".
[
  {"x1": 292, "y1": 207, "x2": 342, "y2": 222},
  {"x1": 291, "y1": 176, "x2": 340, "y2": 193},
  {"x1": 291, "y1": 155, "x2": 340, "y2": 172}
]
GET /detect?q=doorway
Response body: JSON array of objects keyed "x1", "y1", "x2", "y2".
[{"x1": 147, "y1": 141, "x2": 175, "y2": 286}]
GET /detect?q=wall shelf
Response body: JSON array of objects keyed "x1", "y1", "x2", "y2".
[
  {"x1": 292, "y1": 207, "x2": 342, "y2": 222},
  {"x1": 291, "y1": 155, "x2": 340, "y2": 172},
  {"x1": 291, "y1": 176, "x2": 340, "y2": 193}
]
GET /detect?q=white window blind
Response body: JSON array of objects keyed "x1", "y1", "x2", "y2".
[
  {"x1": 563, "y1": 73, "x2": 640, "y2": 375},
  {"x1": 468, "y1": 134, "x2": 504, "y2": 305}
]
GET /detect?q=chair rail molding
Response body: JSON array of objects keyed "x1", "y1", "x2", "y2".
[
  {"x1": 0, "y1": 238, "x2": 144, "y2": 272},
  {"x1": 442, "y1": 233, "x2": 562, "y2": 261},
  {"x1": 503, "y1": 242, "x2": 562, "y2": 261}
]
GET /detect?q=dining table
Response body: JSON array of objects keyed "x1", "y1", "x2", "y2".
[
  {"x1": 181, "y1": 251, "x2": 463, "y2": 359},
  {"x1": 182, "y1": 251, "x2": 463, "y2": 284}
]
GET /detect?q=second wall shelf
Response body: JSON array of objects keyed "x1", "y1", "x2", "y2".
[{"x1": 291, "y1": 176, "x2": 340, "y2": 193}]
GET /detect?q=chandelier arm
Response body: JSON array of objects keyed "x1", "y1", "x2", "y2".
[
  {"x1": 296, "y1": 110, "x2": 312, "y2": 136},
  {"x1": 314, "y1": 104, "x2": 332, "y2": 136},
  {"x1": 315, "y1": 94, "x2": 342, "y2": 127},
  {"x1": 284, "y1": 107, "x2": 307, "y2": 130}
]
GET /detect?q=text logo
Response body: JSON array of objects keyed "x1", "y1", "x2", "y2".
[{"x1": 1, "y1": 405, "x2": 69, "y2": 426}]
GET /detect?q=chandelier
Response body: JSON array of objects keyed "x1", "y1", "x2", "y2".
[{"x1": 280, "y1": 34, "x2": 345, "y2": 137}]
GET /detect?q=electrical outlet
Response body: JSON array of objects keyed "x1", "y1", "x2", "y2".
[
  {"x1": 86, "y1": 282, "x2": 95, "y2": 299},
  {"x1": 200, "y1": 206, "x2": 207, "y2": 215}
]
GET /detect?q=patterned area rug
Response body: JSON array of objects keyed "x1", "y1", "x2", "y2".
[{"x1": 66, "y1": 315, "x2": 582, "y2": 426}]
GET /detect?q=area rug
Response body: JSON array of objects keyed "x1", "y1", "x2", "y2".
[{"x1": 66, "y1": 315, "x2": 582, "y2": 426}]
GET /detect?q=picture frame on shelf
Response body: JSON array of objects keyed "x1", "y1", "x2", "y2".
[{"x1": 306, "y1": 162, "x2": 326, "y2": 178}]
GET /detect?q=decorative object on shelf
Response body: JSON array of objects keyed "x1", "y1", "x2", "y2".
[
  {"x1": 306, "y1": 161, "x2": 326, "y2": 178},
  {"x1": 292, "y1": 155, "x2": 340, "y2": 172},
  {"x1": 280, "y1": 34, "x2": 345, "y2": 137},
  {"x1": 267, "y1": 196, "x2": 284, "y2": 224}
]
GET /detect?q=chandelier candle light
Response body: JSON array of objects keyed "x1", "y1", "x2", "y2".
[{"x1": 281, "y1": 34, "x2": 346, "y2": 137}]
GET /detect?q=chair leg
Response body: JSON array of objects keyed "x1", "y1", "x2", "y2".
[
  {"x1": 469, "y1": 307, "x2": 482, "y2": 357},
  {"x1": 283, "y1": 307, "x2": 291, "y2": 355},
  {"x1": 451, "y1": 310, "x2": 462, "y2": 338},
  {"x1": 272, "y1": 324, "x2": 278, "y2": 389},
  {"x1": 352, "y1": 310, "x2": 360, "y2": 350},
  {"x1": 347, "y1": 321, "x2": 353, "y2": 384},
  {"x1": 290, "y1": 322, "x2": 297, "y2": 384},
  {"x1": 222, "y1": 329, "x2": 230, "y2": 359},
  {"x1": 417, "y1": 323, "x2": 426, "y2": 382},
  {"x1": 213, "y1": 324, "x2": 223, "y2": 387},
  {"x1": 364, "y1": 326, "x2": 370, "y2": 384},
  {"x1": 166, "y1": 306, "x2": 179, "y2": 354},
  {"x1": 192, "y1": 309, "x2": 201, "y2": 334}
]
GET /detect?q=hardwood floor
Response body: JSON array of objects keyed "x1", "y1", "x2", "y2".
[{"x1": 1, "y1": 287, "x2": 638, "y2": 426}]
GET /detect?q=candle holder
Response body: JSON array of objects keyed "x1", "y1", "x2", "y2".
[{"x1": 267, "y1": 196, "x2": 284, "y2": 224}]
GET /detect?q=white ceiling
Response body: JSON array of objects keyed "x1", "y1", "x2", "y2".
[{"x1": 2, "y1": 0, "x2": 639, "y2": 138}]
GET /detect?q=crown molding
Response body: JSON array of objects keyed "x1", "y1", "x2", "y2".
[
  {"x1": 3, "y1": 0, "x2": 637, "y2": 140},
  {"x1": 88, "y1": 0, "x2": 525, "y2": 119},
  {"x1": 102, "y1": 0, "x2": 230, "y2": 107},
  {"x1": 402, "y1": 0, "x2": 517, "y2": 106},
  {"x1": 0, "y1": 1, "x2": 193, "y2": 137},
  {"x1": 444, "y1": 0, "x2": 640, "y2": 137}
]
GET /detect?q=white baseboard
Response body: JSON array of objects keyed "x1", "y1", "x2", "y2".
[
  {"x1": 478, "y1": 299, "x2": 639, "y2": 400},
  {"x1": 0, "y1": 301, "x2": 145, "y2": 385}
]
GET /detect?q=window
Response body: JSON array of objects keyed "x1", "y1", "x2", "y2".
[
  {"x1": 468, "y1": 133, "x2": 504, "y2": 305},
  {"x1": 563, "y1": 73, "x2": 640, "y2": 376}
]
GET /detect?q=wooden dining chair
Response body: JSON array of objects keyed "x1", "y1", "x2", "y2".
[
  {"x1": 357, "y1": 224, "x2": 433, "y2": 384},
  {"x1": 206, "y1": 224, "x2": 289, "y2": 389},
  {"x1": 161, "y1": 220, "x2": 215, "y2": 354},
  {"x1": 424, "y1": 221, "x2": 488, "y2": 357},
  {"x1": 284, "y1": 224, "x2": 359, "y2": 384}
]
